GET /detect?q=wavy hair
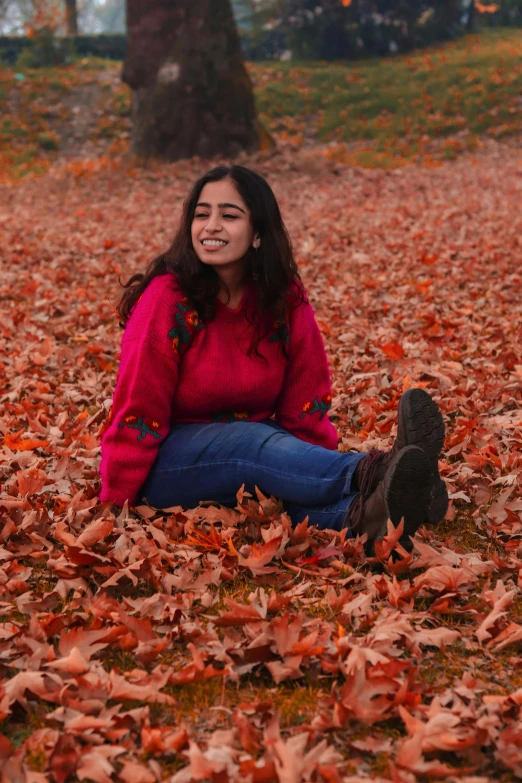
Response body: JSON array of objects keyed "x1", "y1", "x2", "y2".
[{"x1": 117, "y1": 165, "x2": 305, "y2": 361}]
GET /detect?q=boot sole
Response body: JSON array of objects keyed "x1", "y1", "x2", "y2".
[
  {"x1": 382, "y1": 446, "x2": 431, "y2": 541},
  {"x1": 427, "y1": 478, "x2": 449, "y2": 525},
  {"x1": 397, "y1": 388, "x2": 448, "y2": 524}
]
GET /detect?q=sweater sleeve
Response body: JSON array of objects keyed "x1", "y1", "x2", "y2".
[
  {"x1": 274, "y1": 282, "x2": 339, "y2": 450},
  {"x1": 99, "y1": 275, "x2": 184, "y2": 507}
]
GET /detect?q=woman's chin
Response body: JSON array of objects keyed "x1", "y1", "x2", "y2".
[{"x1": 198, "y1": 256, "x2": 243, "y2": 267}]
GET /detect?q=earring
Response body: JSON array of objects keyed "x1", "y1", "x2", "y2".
[{"x1": 252, "y1": 246, "x2": 260, "y2": 282}]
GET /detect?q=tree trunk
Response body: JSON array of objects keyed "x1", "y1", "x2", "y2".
[
  {"x1": 123, "y1": 0, "x2": 260, "y2": 161},
  {"x1": 466, "y1": 0, "x2": 476, "y2": 32},
  {"x1": 65, "y1": 0, "x2": 78, "y2": 35},
  {"x1": 443, "y1": 0, "x2": 460, "y2": 27}
]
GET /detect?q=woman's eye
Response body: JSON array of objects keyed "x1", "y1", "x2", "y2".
[{"x1": 193, "y1": 212, "x2": 237, "y2": 220}]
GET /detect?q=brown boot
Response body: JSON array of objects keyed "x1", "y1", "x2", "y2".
[
  {"x1": 353, "y1": 389, "x2": 448, "y2": 525},
  {"x1": 348, "y1": 445, "x2": 431, "y2": 545}
]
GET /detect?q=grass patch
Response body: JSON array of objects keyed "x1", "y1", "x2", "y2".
[
  {"x1": 1, "y1": 30, "x2": 522, "y2": 179},
  {"x1": 26, "y1": 562, "x2": 57, "y2": 593},
  {"x1": 249, "y1": 28, "x2": 522, "y2": 165},
  {"x1": 101, "y1": 648, "x2": 138, "y2": 674},
  {"x1": 1, "y1": 701, "x2": 57, "y2": 748},
  {"x1": 37, "y1": 131, "x2": 60, "y2": 150},
  {"x1": 0, "y1": 56, "x2": 130, "y2": 183},
  {"x1": 155, "y1": 677, "x2": 326, "y2": 728},
  {"x1": 429, "y1": 509, "x2": 505, "y2": 558}
]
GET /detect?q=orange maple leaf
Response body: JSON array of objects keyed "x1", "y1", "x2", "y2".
[
  {"x1": 380, "y1": 341, "x2": 405, "y2": 360},
  {"x1": 4, "y1": 431, "x2": 50, "y2": 452}
]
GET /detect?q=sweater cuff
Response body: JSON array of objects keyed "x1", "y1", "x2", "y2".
[{"x1": 99, "y1": 483, "x2": 139, "y2": 508}]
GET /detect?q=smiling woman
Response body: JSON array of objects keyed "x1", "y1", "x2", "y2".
[
  {"x1": 99, "y1": 165, "x2": 448, "y2": 551},
  {"x1": 190, "y1": 179, "x2": 261, "y2": 309},
  {"x1": 116, "y1": 165, "x2": 297, "y2": 349}
]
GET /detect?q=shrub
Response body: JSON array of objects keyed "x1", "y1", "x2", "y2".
[
  {"x1": 74, "y1": 34, "x2": 126, "y2": 60},
  {"x1": 15, "y1": 29, "x2": 75, "y2": 68},
  {"x1": 0, "y1": 34, "x2": 125, "y2": 68},
  {"x1": 37, "y1": 131, "x2": 60, "y2": 150}
]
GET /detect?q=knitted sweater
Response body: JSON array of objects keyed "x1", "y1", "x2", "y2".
[{"x1": 99, "y1": 273, "x2": 338, "y2": 507}]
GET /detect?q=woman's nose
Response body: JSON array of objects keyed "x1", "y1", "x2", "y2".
[{"x1": 206, "y1": 212, "x2": 222, "y2": 232}]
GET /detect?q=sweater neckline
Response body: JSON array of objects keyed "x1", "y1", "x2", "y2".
[{"x1": 215, "y1": 282, "x2": 252, "y2": 320}]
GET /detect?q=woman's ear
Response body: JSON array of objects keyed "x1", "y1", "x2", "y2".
[{"x1": 253, "y1": 235, "x2": 261, "y2": 249}]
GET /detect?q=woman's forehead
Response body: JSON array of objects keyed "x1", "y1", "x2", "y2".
[{"x1": 198, "y1": 179, "x2": 247, "y2": 209}]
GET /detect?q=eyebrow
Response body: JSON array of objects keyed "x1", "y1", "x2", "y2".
[{"x1": 196, "y1": 201, "x2": 246, "y2": 214}]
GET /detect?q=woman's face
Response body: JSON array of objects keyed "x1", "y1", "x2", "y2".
[{"x1": 191, "y1": 178, "x2": 260, "y2": 272}]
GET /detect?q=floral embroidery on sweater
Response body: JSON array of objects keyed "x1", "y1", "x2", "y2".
[
  {"x1": 168, "y1": 297, "x2": 204, "y2": 356},
  {"x1": 213, "y1": 411, "x2": 250, "y2": 424},
  {"x1": 118, "y1": 415, "x2": 162, "y2": 443},
  {"x1": 300, "y1": 394, "x2": 332, "y2": 421}
]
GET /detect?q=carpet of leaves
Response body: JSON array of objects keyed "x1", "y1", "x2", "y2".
[{"x1": 1, "y1": 142, "x2": 522, "y2": 782}]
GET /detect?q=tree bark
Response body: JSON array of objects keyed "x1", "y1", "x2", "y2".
[
  {"x1": 443, "y1": 0, "x2": 460, "y2": 27},
  {"x1": 123, "y1": 0, "x2": 260, "y2": 161},
  {"x1": 65, "y1": 0, "x2": 78, "y2": 35},
  {"x1": 466, "y1": 0, "x2": 476, "y2": 32}
]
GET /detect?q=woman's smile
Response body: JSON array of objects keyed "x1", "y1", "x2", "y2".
[{"x1": 201, "y1": 238, "x2": 229, "y2": 251}]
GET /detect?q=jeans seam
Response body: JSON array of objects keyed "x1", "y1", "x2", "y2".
[
  {"x1": 287, "y1": 493, "x2": 358, "y2": 515},
  {"x1": 286, "y1": 506, "x2": 350, "y2": 515},
  {"x1": 152, "y1": 458, "x2": 349, "y2": 486}
]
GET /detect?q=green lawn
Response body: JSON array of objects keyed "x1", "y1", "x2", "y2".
[
  {"x1": 250, "y1": 28, "x2": 522, "y2": 164},
  {"x1": 1, "y1": 28, "x2": 522, "y2": 181}
]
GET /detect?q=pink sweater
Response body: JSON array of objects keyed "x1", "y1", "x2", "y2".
[{"x1": 99, "y1": 274, "x2": 338, "y2": 507}]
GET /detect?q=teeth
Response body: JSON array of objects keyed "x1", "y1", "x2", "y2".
[{"x1": 203, "y1": 240, "x2": 227, "y2": 247}]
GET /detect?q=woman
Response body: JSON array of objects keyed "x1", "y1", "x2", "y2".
[{"x1": 99, "y1": 165, "x2": 448, "y2": 545}]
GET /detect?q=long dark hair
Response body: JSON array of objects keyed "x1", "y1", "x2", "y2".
[{"x1": 117, "y1": 165, "x2": 305, "y2": 361}]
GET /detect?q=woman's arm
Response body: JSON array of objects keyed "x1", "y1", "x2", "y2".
[
  {"x1": 99, "y1": 275, "x2": 182, "y2": 507},
  {"x1": 274, "y1": 284, "x2": 339, "y2": 450},
  {"x1": 99, "y1": 337, "x2": 178, "y2": 507}
]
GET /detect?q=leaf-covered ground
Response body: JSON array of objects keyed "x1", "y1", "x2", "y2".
[{"x1": 1, "y1": 140, "x2": 522, "y2": 782}]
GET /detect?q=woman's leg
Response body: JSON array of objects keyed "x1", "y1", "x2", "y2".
[
  {"x1": 139, "y1": 390, "x2": 445, "y2": 543},
  {"x1": 139, "y1": 419, "x2": 367, "y2": 529}
]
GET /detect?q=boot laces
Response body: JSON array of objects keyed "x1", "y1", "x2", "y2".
[
  {"x1": 347, "y1": 449, "x2": 386, "y2": 533},
  {"x1": 357, "y1": 449, "x2": 386, "y2": 497}
]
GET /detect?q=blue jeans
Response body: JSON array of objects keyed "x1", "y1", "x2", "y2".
[{"x1": 140, "y1": 420, "x2": 365, "y2": 531}]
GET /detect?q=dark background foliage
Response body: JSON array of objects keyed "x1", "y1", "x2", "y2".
[{"x1": 1, "y1": 0, "x2": 521, "y2": 65}]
